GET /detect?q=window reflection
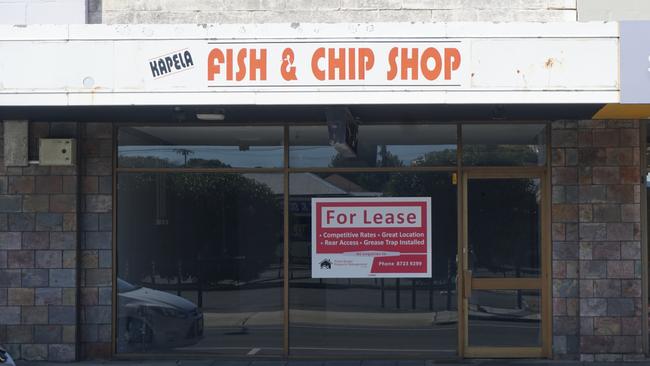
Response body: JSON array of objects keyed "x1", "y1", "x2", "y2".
[
  {"x1": 117, "y1": 173, "x2": 283, "y2": 355},
  {"x1": 114, "y1": 121, "x2": 551, "y2": 357},
  {"x1": 462, "y1": 124, "x2": 546, "y2": 166},
  {"x1": 118, "y1": 126, "x2": 284, "y2": 168},
  {"x1": 468, "y1": 178, "x2": 541, "y2": 278},
  {"x1": 289, "y1": 172, "x2": 457, "y2": 356},
  {"x1": 289, "y1": 125, "x2": 457, "y2": 168},
  {"x1": 468, "y1": 290, "x2": 541, "y2": 347}
]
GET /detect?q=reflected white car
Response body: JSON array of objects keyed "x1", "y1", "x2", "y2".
[
  {"x1": 0, "y1": 346, "x2": 16, "y2": 366},
  {"x1": 117, "y1": 278, "x2": 203, "y2": 351}
]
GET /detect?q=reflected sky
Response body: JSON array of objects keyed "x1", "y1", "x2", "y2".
[
  {"x1": 290, "y1": 144, "x2": 457, "y2": 167},
  {"x1": 119, "y1": 145, "x2": 284, "y2": 168},
  {"x1": 119, "y1": 144, "x2": 458, "y2": 169}
]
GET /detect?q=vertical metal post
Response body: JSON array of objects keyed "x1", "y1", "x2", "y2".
[
  {"x1": 177, "y1": 261, "x2": 182, "y2": 296},
  {"x1": 111, "y1": 123, "x2": 118, "y2": 357},
  {"x1": 396, "y1": 278, "x2": 400, "y2": 309},
  {"x1": 456, "y1": 123, "x2": 465, "y2": 357},
  {"x1": 429, "y1": 277, "x2": 434, "y2": 311},
  {"x1": 446, "y1": 259, "x2": 452, "y2": 311},
  {"x1": 412, "y1": 280, "x2": 416, "y2": 310},
  {"x1": 381, "y1": 278, "x2": 385, "y2": 308},
  {"x1": 283, "y1": 125, "x2": 290, "y2": 357}
]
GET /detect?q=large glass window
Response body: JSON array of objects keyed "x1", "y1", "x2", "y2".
[
  {"x1": 116, "y1": 172, "x2": 284, "y2": 355},
  {"x1": 289, "y1": 172, "x2": 458, "y2": 356},
  {"x1": 115, "y1": 121, "x2": 549, "y2": 358}
]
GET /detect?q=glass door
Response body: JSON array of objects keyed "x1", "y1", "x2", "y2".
[{"x1": 461, "y1": 172, "x2": 549, "y2": 358}]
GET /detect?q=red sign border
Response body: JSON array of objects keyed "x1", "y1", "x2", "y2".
[{"x1": 311, "y1": 197, "x2": 432, "y2": 278}]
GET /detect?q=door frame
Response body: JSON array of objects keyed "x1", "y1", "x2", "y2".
[{"x1": 458, "y1": 168, "x2": 552, "y2": 359}]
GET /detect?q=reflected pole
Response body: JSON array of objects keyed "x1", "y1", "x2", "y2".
[
  {"x1": 381, "y1": 278, "x2": 385, "y2": 308},
  {"x1": 396, "y1": 278, "x2": 400, "y2": 309}
]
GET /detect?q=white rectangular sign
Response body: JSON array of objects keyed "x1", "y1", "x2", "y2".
[{"x1": 312, "y1": 197, "x2": 432, "y2": 278}]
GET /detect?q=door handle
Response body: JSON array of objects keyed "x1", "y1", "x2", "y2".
[{"x1": 464, "y1": 270, "x2": 472, "y2": 299}]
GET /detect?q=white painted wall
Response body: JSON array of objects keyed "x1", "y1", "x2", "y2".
[
  {"x1": 102, "y1": 0, "x2": 577, "y2": 24},
  {"x1": 0, "y1": 0, "x2": 86, "y2": 24},
  {"x1": 578, "y1": 0, "x2": 650, "y2": 21}
]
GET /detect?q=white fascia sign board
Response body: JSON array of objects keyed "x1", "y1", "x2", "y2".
[{"x1": 0, "y1": 22, "x2": 619, "y2": 106}]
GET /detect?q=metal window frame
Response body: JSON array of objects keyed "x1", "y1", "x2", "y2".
[{"x1": 110, "y1": 120, "x2": 552, "y2": 360}]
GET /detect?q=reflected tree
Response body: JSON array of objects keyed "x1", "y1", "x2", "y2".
[
  {"x1": 173, "y1": 148, "x2": 194, "y2": 166},
  {"x1": 328, "y1": 145, "x2": 404, "y2": 192},
  {"x1": 118, "y1": 162, "x2": 283, "y2": 294},
  {"x1": 118, "y1": 155, "x2": 174, "y2": 168},
  {"x1": 468, "y1": 179, "x2": 539, "y2": 277},
  {"x1": 462, "y1": 145, "x2": 541, "y2": 166},
  {"x1": 168, "y1": 173, "x2": 283, "y2": 285}
]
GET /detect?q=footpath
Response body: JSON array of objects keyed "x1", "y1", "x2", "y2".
[{"x1": 17, "y1": 359, "x2": 650, "y2": 366}]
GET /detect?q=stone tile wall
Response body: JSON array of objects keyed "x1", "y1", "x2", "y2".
[
  {"x1": 78, "y1": 123, "x2": 113, "y2": 359},
  {"x1": 0, "y1": 121, "x2": 79, "y2": 361},
  {"x1": 0, "y1": 121, "x2": 114, "y2": 361},
  {"x1": 551, "y1": 120, "x2": 644, "y2": 362}
]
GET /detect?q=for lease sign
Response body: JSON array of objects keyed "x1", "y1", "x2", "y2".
[{"x1": 312, "y1": 197, "x2": 431, "y2": 278}]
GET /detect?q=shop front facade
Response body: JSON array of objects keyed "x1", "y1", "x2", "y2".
[{"x1": 0, "y1": 21, "x2": 649, "y2": 362}]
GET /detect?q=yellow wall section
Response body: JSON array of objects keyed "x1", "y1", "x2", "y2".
[{"x1": 593, "y1": 104, "x2": 650, "y2": 119}]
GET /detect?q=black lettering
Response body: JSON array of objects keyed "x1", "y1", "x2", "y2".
[
  {"x1": 149, "y1": 61, "x2": 160, "y2": 77},
  {"x1": 179, "y1": 53, "x2": 187, "y2": 68},
  {"x1": 184, "y1": 50, "x2": 194, "y2": 67},
  {"x1": 165, "y1": 56, "x2": 173, "y2": 71},
  {"x1": 173, "y1": 54, "x2": 181, "y2": 70},
  {"x1": 151, "y1": 50, "x2": 194, "y2": 79},
  {"x1": 158, "y1": 59, "x2": 167, "y2": 74}
]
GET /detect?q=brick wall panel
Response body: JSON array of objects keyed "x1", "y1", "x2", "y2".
[
  {"x1": 551, "y1": 120, "x2": 643, "y2": 360},
  {"x1": 0, "y1": 121, "x2": 79, "y2": 361},
  {"x1": 79, "y1": 123, "x2": 113, "y2": 360}
]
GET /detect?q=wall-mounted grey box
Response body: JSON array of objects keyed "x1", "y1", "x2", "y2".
[{"x1": 39, "y1": 138, "x2": 77, "y2": 166}]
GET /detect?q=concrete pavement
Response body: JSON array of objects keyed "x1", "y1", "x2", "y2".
[
  {"x1": 200, "y1": 309, "x2": 534, "y2": 328},
  {"x1": 16, "y1": 360, "x2": 650, "y2": 366}
]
